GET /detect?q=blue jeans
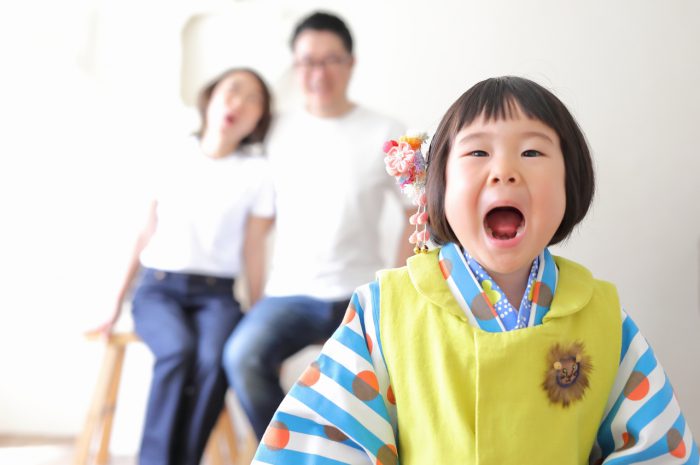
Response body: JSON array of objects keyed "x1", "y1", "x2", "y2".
[
  {"x1": 132, "y1": 268, "x2": 242, "y2": 465},
  {"x1": 222, "y1": 295, "x2": 348, "y2": 439}
]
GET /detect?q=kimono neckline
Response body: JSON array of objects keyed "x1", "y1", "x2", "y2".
[{"x1": 406, "y1": 245, "x2": 595, "y2": 329}]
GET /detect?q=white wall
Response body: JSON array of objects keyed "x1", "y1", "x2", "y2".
[{"x1": 1, "y1": 0, "x2": 698, "y2": 452}]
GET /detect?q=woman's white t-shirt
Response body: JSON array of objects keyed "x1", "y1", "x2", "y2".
[{"x1": 140, "y1": 137, "x2": 275, "y2": 278}]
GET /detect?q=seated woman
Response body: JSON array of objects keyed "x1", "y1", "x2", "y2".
[{"x1": 91, "y1": 67, "x2": 274, "y2": 465}]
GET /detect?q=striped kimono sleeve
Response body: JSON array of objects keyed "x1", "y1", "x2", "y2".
[
  {"x1": 590, "y1": 310, "x2": 698, "y2": 464},
  {"x1": 252, "y1": 281, "x2": 399, "y2": 465}
]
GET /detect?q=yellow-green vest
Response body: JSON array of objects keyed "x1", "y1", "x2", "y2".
[{"x1": 379, "y1": 249, "x2": 621, "y2": 465}]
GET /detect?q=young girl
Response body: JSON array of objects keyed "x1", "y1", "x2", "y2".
[
  {"x1": 90, "y1": 68, "x2": 275, "y2": 465},
  {"x1": 250, "y1": 76, "x2": 698, "y2": 464}
]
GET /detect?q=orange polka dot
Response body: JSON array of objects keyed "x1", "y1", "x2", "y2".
[
  {"x1": 377, "y1": 444, "x2": 398, "y2": 465},
  {"x1": 342, "y1": 303, "x2": 357, "y2": 325},
  {"x1": 359, "y1": 371, "x2": 379, "y2": 390},
  {"x1": 439, "y1": 259, "x2": 452, "y2": 279},
  {"x1": 298, "y1": 361, "x2": 321, "y2": 387},
  {"x1": 667, "y1": 428, "x2": 686, "y2": 458},
  {"x1": 352, "y1": 370, "x2": 379, "y2": 401},
  {"x1": 618, "y1": 431, "x2": 636, "y2": 451},
  {"x1": 623, "y1": 372, "x2": 650, "y2": 401},
  {"x1": 671, "y1": 442, "x2": 686, "y2": 458},
  {"x1": 262, "y1": 421, "x2": 290, "y2": 451},
  {"x1": 387, "y1": 385, "x2": 396, "y2": 405},
  {"x1": 366, "y1": 333, "x2": 373, "y2": 354},
  {"x1": 536, "y1": 282, "x2": 554, "y2": 307}
]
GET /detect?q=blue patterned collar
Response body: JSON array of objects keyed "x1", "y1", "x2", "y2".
[{"x1": 438, "y1": 243, "x2": 558, "y2": 332}]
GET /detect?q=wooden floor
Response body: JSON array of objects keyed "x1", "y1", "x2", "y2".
[
  {"x1": 0, "y1": 435, "x2": 136, "y2": 465},
  {"x1": 0, "y1": 433, "x2": 256, "y2": 465}
]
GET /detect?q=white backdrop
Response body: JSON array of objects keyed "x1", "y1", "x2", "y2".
[{"x1": 1, "y1": 0, "x2": 698, "y2": 453}]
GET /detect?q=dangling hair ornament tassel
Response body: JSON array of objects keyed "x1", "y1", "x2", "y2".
[{"x1": 383, "y1": 133, "x2": 430, "y2": 254}]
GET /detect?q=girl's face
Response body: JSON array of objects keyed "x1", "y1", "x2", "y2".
[
  {"x1": 205, "y1": 71, "x2": 265, "y2": 144},
  {"x1": 444, "y1": 104, "x2": 566, "y2": 277}
]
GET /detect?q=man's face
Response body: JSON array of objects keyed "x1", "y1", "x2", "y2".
[{"x1": 293, "y1": 29, "x2": 354, "y2": 115}]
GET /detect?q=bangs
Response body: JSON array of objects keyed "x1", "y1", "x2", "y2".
[{"x1": 450, "y1": 77, "x2": 561, "y2": 137}]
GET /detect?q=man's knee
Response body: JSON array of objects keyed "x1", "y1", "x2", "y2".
[{"x1": 222, "y1": 331, "x2": 258, "y2": 374}]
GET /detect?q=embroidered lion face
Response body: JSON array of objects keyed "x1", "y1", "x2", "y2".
[{"x1": 542, "y1": 341, "x2": 592, "y2": 407}]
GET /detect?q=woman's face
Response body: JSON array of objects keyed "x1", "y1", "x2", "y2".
[{"x1": 205, "y1": 71, "x2": 265, "y2": 144}]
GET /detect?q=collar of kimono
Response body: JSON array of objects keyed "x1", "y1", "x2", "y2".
[
  {"x1": 461, "y1": 249, "x2": 543, "y2": 331},
  {"x1": 406, "y1": 243, "x2": 595, "y2": 330}
]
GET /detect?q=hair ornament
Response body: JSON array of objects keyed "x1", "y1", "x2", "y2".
[{"x1": 383, "y1": 133, "x2": 430, "y2": 254}]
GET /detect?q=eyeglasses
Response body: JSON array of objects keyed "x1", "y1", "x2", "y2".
[{"x1": 293, "y1": 55, "x2": 351, "y2": 71}]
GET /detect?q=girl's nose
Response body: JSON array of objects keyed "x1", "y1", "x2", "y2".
[
  {"x1": 489, "y1": 158, "x2": 520, "y2": 185},
  {"x1": 490, "y1": 173, "x2": 518, "y2": 184}
]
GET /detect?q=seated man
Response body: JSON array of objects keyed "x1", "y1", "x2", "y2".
[{"x1": 222, "y1": 11, "x2": 413, "y2": 439}]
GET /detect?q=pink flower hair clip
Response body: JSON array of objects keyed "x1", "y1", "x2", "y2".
[{"x1": 383, "y1": 133, "x2": 430, "y2": 254}]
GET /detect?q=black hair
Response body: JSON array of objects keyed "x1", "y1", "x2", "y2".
[{"x1": 290, "y1": 11, "x2": 353, "y2": 54}]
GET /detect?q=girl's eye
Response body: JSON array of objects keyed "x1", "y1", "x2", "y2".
[
  {"x1": 522, "y1": 150, "x2": 542, "y2": 158},
  {"x1": 468, "y1": 150, "x2": 489, "y2": 157}
]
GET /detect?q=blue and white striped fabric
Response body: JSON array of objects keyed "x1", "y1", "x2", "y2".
[
  {"x1": 253, "y1": 289, "x2": 397, "y2": 465},
  {"x1": 252, "y1": 252, "x2": 697, "y2": 464}
]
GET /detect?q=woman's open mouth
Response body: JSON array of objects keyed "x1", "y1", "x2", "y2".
[{"x1": 484, "y1": 206, "x2": 525, "y2": 240}]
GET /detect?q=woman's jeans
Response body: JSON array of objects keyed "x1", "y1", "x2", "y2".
[
  {"x1": 222, "y1": 295, "x2": 349, "y2": 439},
  {"x1": 132, "y1": 268, "x2": 241, "y2": 465}
]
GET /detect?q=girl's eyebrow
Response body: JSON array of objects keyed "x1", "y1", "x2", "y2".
[
  {"x1": 521, "y1": 131, "x2": 555, "y2": 144},
  {"x1": 455, "y1": 131, "x2": 490, "y2": 145},
  {"x1": 456, "y1": 130, "x2": 555, "y2": 145}
]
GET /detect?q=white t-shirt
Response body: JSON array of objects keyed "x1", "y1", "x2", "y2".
[
  {"x1": 140, "y1": 137, "x2": 275, "y2": 278},
  {"x1": 264, "y1": 106, "x2": 406, "y2": 299}
]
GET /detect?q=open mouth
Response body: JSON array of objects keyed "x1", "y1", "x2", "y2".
[{"x1": 484, "y1": 207, "x2": 525, "y2": 240}]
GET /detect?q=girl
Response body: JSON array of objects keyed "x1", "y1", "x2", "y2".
[
  {"x1": 91, "y1": 68, "x2": 275, "y2": 465},
  {"x1": 249, "y1": 76, "x2": 697, "y2": 464}
]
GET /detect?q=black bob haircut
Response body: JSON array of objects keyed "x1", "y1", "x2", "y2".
[
  {"x1": 290, "y1": 11, "x2": 353, "y2": 54},
  {"x1": 426, "y1": 76, "x2": 595, "y2": 246}
]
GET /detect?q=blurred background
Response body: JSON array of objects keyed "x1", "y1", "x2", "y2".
[{"x1": 1, "y1": 0, "x2": 698, "y2": 462}]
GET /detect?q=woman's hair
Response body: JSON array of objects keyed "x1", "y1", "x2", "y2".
[
  {"x1": 290, "y1": 11, "x2": 353, "y2": 54},
  {"x1": 196, "y1": 67, "x2": 272, "y2": 145},
  {"x1": 426, "y1": 76, "x2": 595, "y2": 246}
]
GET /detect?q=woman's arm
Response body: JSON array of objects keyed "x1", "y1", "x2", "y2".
[
  {"x1": 87, "y1": 200, "x2": 157, "y2": 336},
  {"x1": 243, "y1": 215, "x2": 274, "y2": 306}
]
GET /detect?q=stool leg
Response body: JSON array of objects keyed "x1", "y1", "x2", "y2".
[
  {"x1": 96, "y1": 344, "x2": 127, "y2": 465},
  {"x1": 218, "y1": 406, "x2": 239, "y2": 464},
  {"x1": 205, "y1": 412, "x2": 225, "y2": 465},
  {"x1": 242, "y1": 431, "x2": 259, "y2": 465},
  {"x1": 73, "y1": 342, "x2": 121, "y2": 465}
]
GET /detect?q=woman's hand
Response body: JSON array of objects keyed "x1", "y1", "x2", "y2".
[{"x1": 85, "y1": 300, "x2": 123, "y2": 338}]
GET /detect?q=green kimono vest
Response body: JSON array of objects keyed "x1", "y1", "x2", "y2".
[{"x1": 379, "y1": 249, "x2": 621, "y2": 465}]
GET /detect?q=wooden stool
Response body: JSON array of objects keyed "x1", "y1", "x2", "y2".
[{"x1": 73, "y1": 332, "x2": 257, "y2": 465}]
